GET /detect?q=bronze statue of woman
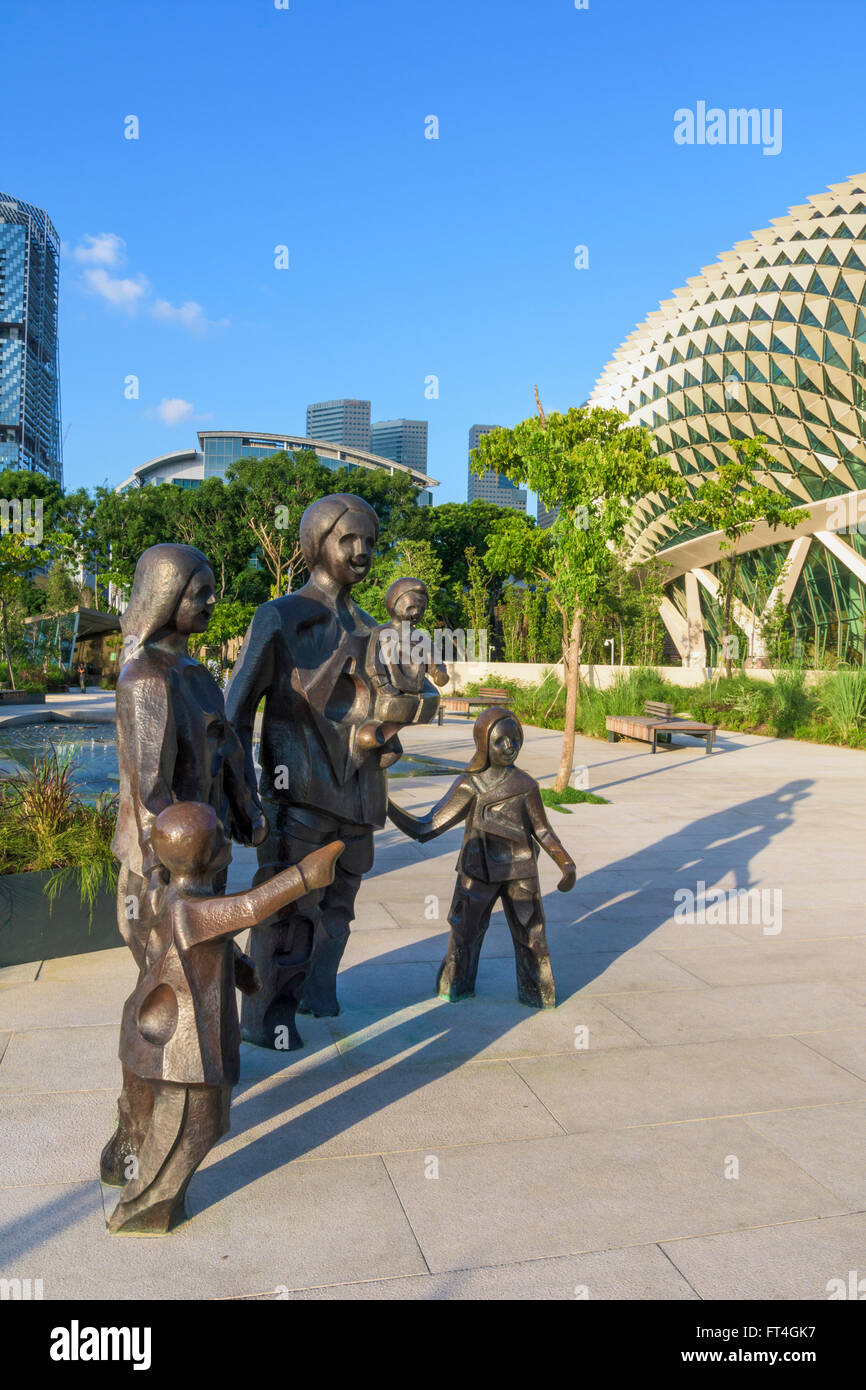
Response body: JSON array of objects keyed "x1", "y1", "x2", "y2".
[{"x1": 100, "y1": 543, "x2": 267, "y2": 1187}]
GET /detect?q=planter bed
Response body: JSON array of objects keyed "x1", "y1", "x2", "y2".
[{"x1": 0, "y1": 872, "x2": 118, "y2": 967}]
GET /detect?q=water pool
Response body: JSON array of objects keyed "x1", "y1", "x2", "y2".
[
  {"x1": 0, "y1": 723, "x2": 461, "y2": 799},
  {"x1": 0, "y1": 721, "x2": 119, "y2": 798}
]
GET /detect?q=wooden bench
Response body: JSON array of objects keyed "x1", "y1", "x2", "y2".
[
  {"x1": 439, "y1": 687, "x2": 511, "y2": 723},
  {"x1": 606, "y1": 700, "x2": 716, "y2": 755}
]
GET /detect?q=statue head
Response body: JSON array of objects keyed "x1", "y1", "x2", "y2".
[
  {"x1": 384, "y1": 577, "x2": 428, "y2": 623},
  {"x1": 466, "y1": 708, "x2": 523, "y2": 773},
  {"x1": 299, "y1": 493, "x2": 379, "y2": 589},
  {"x1": 152, "y1": 801, "x2": 229, "y2": 878},
  {"x1": 120, "y1": 544, "x2": 216, "y2": 665}
]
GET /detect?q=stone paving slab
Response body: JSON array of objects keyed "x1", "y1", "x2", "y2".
[
  {"x1": 328, "y1": 993, "x2": 649, "y2": 1072},
  {"x1": 0, "y1": 1025, "x2": 121, "y2": 1093},
  {"x1": 658, "y1": 938, "x2": 866, "y2": 988},
  {"x1": 744, "y1": 1101, "x2": 866, "y2": 1209},
  {"x1": 795, "y1": 1026, "x2": 866, "y2": 1083},
  {"x1": 511, "y1": 1036, "x2": 866, "y2": 1132},
  {"x1": 0, "y1": 1089, "x2": 119, "y2": 1185},
  {"x1": 0, "y1": 974, "x2": 133, "y2": 1030},
  {"x1": 381, "y1": 1119, "x2": 847, "y2": 1273},
  {"x1": 225, "y1": 1056, "x2": 565, "y2": 1162},
  {"x1": 600, "y1": 981, "x2": 866, "y2": 1045},
  {"x1": 660, "y1": 1212, "x2": 866, "y2": 1301},
  {"x1": 262, "y1": 1243, "x2": 698, "y2": 1300},
  {"x1": 0, "y1": 1162, "x2": 427, "y2": 1300}
]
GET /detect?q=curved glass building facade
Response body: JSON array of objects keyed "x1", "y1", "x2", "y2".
[{"x1": 590, "y1": 173, "x2": 866, "y2": 665}]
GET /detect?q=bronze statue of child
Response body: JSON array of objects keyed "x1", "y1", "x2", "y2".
[
  {"x1": 357, "y1": 577, "x2": 448, "y2": 752},
  {"x1": 388, "y1": 708, "x2": 576, "y2": 1008},
  {"x1": 108, "y1": 801, "x2": 343, "y2": 1235}
]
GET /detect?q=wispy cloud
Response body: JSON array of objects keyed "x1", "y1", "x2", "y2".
[
  {"x1": 71, "y1": 232, "x2": 127, "y2": 268},
  {"x1": 70, "y1": 232, "x2": 227, "y2": 332},
  {"x1": 151, "y1": 298, "x2": 228, "y2": 334},
  {"x1": 82, "y1": 267, "x2": 149, "y2": 310},
  {"x1": 151, "y1": 397, "x2": 196, "y2": 427}
]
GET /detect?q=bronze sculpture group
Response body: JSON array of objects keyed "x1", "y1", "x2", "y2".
[{"x1": 101, "y1": 494, "x2": 576, "y2": 1234}]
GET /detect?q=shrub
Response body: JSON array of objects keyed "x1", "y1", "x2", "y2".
[
  {"x1": 0, "y1": 749, "x2": 118, "y2": 919},
  {"x1": 768, "y1": 668, "x2": 814, "y2": 735},
  {"x1": 817, "y1": 668, "x2": 866, "y2": 739}
]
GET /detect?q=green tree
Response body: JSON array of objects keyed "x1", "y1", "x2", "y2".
[
  {"x1": 175, "y1": 477, "x2": 251, "y2": 599},
  {"x1": 43, "y1": 558, "x2": 80, "y2": 614},
  {"x1": 476, "y1": 402, "x2": 683, "y2": 790},
  {"x1": 460, "y1": 546, "x2": 492, "y2": 640},
  {"x1": 0, "y1": 531, "x2": 49, "y2": 686},
  {"x1": 357, "y1": 538, "x2": 447, "y2": 628},
  {"x1": 672, "y1": 436, "x2": 806, "y2": 678},
  {"x1": 189, "y1": 599, "x2": 256, "y2": 670},
  {"x1": 227, "y1": 450, "x2": 333, "y2": 597}
]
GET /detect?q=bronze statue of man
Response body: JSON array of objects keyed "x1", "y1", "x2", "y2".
[{"x1": 226, "y1": 493, "x2": 435, "y2": 1047}]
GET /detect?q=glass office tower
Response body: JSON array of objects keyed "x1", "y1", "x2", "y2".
[
  {"x1": 0, "y1": 192, "x2": 62, "y2": 482},
  {"x1": 305, "y1": 399, "x2": 371, "y2": 451},
  {"x1": 370, "y1": 418, "x2": 428, "y2": 474},
  {"x1": 467, "y1": 424, "x2": 526, "y2": 511}
]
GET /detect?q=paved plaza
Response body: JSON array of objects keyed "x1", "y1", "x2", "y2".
[{"x1": 1, "y1": 704, "x2": 864, "y2": 1299}]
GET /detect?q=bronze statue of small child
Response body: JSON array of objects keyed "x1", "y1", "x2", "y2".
[
  {"x1": 388, "y1": 708, "x2": 576, "y2": 1008},
  {"x1": 108, "y1": 801, "x2": 343, "y2": 1235},
  {"x1": 357, "y1": 577, "x2": 448, "y2": 752}
]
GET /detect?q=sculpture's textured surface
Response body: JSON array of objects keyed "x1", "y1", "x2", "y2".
[
  {"x1": 225, "y1": 494, "x2": 440, "y2": 1046},
  {"x1": 102, "y1": 544, "x2": 266, "y2": 1189},
  {"x1": 388, "y1": 709, "x2": 576, "y2": 1007},
  {"x1": 108, "y1": 803, "x2": 341, "y2": 1234}
]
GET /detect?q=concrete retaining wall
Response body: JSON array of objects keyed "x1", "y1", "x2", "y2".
[{"x1": 442, "y1": 662, "x2": 823, "y2": 692}]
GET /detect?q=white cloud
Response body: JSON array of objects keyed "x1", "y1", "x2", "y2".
[
  {"x1": 71, "y1": 233, "x2": 226, "y2": 331},
  {"x1": 153, "y1": 397, "x2": 196, "y2": 427},
  {"x1": 151, "y1": 298, "x2": 228, "y2": 333},
  {"x1": 71, "y1": 233, "x2": 127, "y2": 268},
  {"x1": 82, "y1": 267, "x2": 149, "y2": 310}
]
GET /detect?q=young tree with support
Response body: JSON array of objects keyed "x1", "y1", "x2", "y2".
[{"x1": 474, "y1": 398, "x2": 683, "y2": 792}]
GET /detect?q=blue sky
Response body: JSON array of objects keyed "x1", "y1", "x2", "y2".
[{"x1": 3, "y1": 0, "x2": 864, "y2": 505}]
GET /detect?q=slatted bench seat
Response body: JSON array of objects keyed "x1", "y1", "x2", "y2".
[
  {"x1": 605, "y1": 699, "x2": 716, "y2": 755},
  {"x1": 438, "y1": 687, "x2": 512, "y2": 723}
]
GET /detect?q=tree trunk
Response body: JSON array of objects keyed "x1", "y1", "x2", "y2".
[
  {"x1": 723, "y1": 552, "x2": 738, "y2": 680},
  {"x1": 554, "y1": 608, "x2": 582, "y2": 792},
  {"x1": 2, "y1": 600, "x2": 15, "y2": 688}
]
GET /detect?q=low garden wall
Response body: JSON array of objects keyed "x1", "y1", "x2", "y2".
[{"x1": 442, "y1": 663, "x2": 824, "y2": 693}]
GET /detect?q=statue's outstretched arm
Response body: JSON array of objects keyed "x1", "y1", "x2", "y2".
[
  {"x1": 175, "y1": 842, "x2": 344, "y2": 949},
  {"x1": 388, "y1": 776, "x2": 473, "y2": 842}
]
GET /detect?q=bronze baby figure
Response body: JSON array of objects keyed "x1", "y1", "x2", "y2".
[
  {"x1": 108, "y1": 801, "x2": 342, "y2": 1235},
  {"x1": 357, "y1": 576, "x2": 448, "y2": 753},
  {"x1": 388, "y1": 708, "x2": 576, "y2": 1008}
]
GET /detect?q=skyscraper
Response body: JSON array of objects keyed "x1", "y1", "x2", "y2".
[
  {"x1": 536, "y1": 498, "x2": 559, "y2": 529},
  {"x1": 370, "y1": 418, "x2": 428, "y2": 474},
  {"x1": 306, "y1": 399, "x2": 371, "y2": 451},
  {"x1": 0, "y1": 192, "x2": 62, "y2": 482},
  {"x1": 466, "y1": 424, "x2": 526, "y2": 511}
]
